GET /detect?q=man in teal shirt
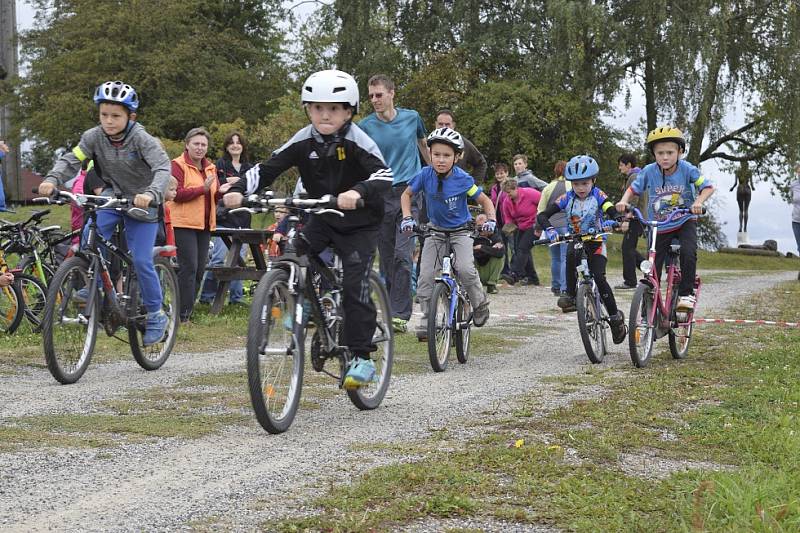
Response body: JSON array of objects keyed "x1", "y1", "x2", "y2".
[{"x1": 359, "y1": 74, "x2": 430, "y2": 332}]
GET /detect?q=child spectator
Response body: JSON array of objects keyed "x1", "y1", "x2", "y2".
[
  {"x1": 490, "y1": 162, "x2": 513, "y2": 276},
  {"x1": 473, "y1": 213, "x2": 505, "y2": 293},
  {"x1": 512, "y1": 154, "x2": 548, "y2": 191},
  {"x1": 400, "y1": 127, "x2": 495, "y2": 340}
]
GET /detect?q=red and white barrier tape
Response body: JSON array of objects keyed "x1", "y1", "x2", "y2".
[{"x1": 412, "y1": 312, "x2": 799, "y2": 327}]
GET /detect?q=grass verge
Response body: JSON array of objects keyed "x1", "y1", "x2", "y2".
[{"x1": 274, "y1": 281, "x2": 800, "y2": 532}]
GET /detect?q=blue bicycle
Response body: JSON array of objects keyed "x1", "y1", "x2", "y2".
[{"x1": 417, "y1": 224, "x2": 474, "y2": 372}]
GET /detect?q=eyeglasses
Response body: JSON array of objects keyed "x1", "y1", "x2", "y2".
[{"x1": 368, "y1": 92, "x2": 384, "y2": 100}]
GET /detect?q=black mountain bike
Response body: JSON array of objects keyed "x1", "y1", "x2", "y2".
[
  {"x1": 37, "y1": 191, "x2": 180, "y2": 384},
  {"x1": 233, "y1": 193, "x2": 394, "y2": 434}
]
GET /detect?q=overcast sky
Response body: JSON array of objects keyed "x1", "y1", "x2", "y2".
[{"x1": 13, "y1": 0, "x2": 797, "y2": 253}]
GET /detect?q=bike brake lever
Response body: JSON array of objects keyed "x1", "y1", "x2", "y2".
[{"x1": 312, "y1": 208, "x2": 345, "y2": 217}]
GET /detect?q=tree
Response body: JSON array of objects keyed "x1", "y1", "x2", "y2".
[{"x1": 18, "y1": 0, "x2": 289, "y2": 151}]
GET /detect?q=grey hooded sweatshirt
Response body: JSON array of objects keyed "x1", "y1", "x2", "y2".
[{"x1": 45, "y1": 122, "x2": 171, "y2": 221}]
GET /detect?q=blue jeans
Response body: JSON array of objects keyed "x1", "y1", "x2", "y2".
[
  {"x1": 200, "y1": 230, "x2": 246, "y2": 303},
  {"x1": 90, "y1": 210, "x2": 161, "y2": 313},
  {"x1": 549, "y1": 226, "x2": 568, "y2": 291}
]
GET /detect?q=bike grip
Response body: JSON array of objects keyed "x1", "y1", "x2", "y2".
[
  {"x1": 327, "y1": 196, "x2": 364, "y2": 209},
  {"x1": 534, "y1": 238, "x2": 551, "y2": 246}
]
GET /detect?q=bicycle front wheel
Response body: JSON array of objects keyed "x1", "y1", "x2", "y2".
[
  {"x1": 348, "y1": 271, "x2": 394, "y2": 410},
  {"x1": 576, "y1": 282, "x2": 606, "y2": 364},
  {"x1": 427, "y1": 282, "x2": 452, "y2": 372},
  {"x1": 16, "y1": 273, "x2": 48, "y2": 331},
  {"x1": 129, "y1": 258, "x2": 180, "y2": 370},
  {"x1": 629, "y1": 284, "x2": 655, "y2": 368},
  {"x1": 247, "y1": 268, "x2": 304, "y2": 434},
  {"x1": 0, "y1": 280, "x2": 24, "y2": 335},
  {"x1": 454, "y1": 294, "x2": 470, "y2": 364},
  {"x1": 42, "y1": 256, "x2": 98, "y2": 384}
]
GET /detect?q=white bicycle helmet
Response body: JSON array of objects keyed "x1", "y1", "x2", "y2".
[
  {"x1": 301, "y1": 69, "x2": 359, "y2": 113},
  {"x1": 426, "y1": 127, "x2": 464, "y2": 154}
]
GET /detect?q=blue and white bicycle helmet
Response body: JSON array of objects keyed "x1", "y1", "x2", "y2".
[
  {"x1": 564, "y1": 154, "x2": 599, "y2": 181},
  {"x1": 93, "y1": 81, "x2": 139, "y2": 112}
]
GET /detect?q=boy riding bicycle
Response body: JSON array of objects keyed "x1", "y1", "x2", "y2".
[
  {"x1": 536, "y1": 155, "x2": 627, "y2": 344},
  {"x1": 38, "y1": 80, "x2": 171, "y2": 346},
  {"x1": 400, "y1": 127, "x2": 496, "y2": 340},
  {"x1": 223, "y1": 69, "x2": 392, "y2": 389},
  {"x1": 616, "y1": 126, "x2": 714, "y2": 312}
]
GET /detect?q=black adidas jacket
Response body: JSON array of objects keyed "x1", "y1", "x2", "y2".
[{"x1": 233, "y1": 122, "x2": 392, "y2": 231}]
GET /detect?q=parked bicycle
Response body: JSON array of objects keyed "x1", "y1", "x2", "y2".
[
  {"x1": 414, "y1": 223, "x2": 474, "y2": 372},
  {"x1": 231, "y1": 193, "x2": 394, "y2": 434},
  {"x1": 36, "y1": 191, "x2": 180, "y2": 384},
  {"x1": 0, "y1": 223, "x2": 48, "y2": 332},
  {"x1": 534, "y1": 223, "x2": 620, "y2": 364},
  {"x1": 624, "y1": 206, "x2": 704, "y2": 367}
]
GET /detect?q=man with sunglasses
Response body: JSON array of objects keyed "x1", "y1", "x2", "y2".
[{"x1": 359, "y1": 74, "x2": 430, "y2": 333}]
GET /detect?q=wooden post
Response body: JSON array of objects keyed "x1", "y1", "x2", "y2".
[{"x1": 0, "y1": 0, "x2": 23, "y2": 204}]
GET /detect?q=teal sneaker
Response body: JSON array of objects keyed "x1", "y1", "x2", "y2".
[{"x1": 343, "y1": 357, "x2": 377, "y2": 390}]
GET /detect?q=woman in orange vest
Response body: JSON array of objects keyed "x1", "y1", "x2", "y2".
[{"x1": 169, "y1": 127, "x2": 233, "y2": 322}]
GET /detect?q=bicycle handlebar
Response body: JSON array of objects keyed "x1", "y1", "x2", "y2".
[
  {"x1": 229, "y1": 192, "x2": 362, "y2": 217},
  {"x1": 533, "y1": 226, "x2": 616, "y2": 247},
  {"x1": 33, "y1": 190, "x2": 155, "y2": 216},
  {"x1": 622, "y1": 205, "x2": 707, "y2": 227}
]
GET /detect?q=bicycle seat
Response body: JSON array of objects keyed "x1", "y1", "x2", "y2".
[{"x1": 670, "y1": 239, "x2": 681, "y2": 254}]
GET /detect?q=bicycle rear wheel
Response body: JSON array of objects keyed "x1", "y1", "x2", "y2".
[
  {"x1": 629, "y1": 284, "x2": 655, "y2": 368},
  {"x1": 0, "y1": 280, "x2": 24, "y2": 334},
  {"x1": 348, "y1": 271, "x2": 394, "y2": 410},
  {"x1": 16, "y1": 273, "x2": 47, "y2": 330},
  {"x1": 247, "y1": 268, "x2": 304, "y2": 434},
  {"x1": 129, "y1": 258, "x2": 180, "y2": 370},
  {"x1": 427, "y1": 282, "x2": 452, "y2": 372},
  {"x1": 18, "y1": 256, "x2": 56, "y2": 285},
  {"x1": 668, "y1": 283, "x2": 693, "y2": 359},
  {"x1": 42, "y1": 256, "x2": 98, "y2": 384},
  {"x1": 576, "y1": 282, "x2": 606, "y2": 364},
  {"x1": 454, "y1": 294, "x2": 470, "y2": 364}
]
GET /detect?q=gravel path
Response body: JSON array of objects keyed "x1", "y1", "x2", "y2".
[{"x1": 0, "y1": 269, "x2": 795, "y2": 532}]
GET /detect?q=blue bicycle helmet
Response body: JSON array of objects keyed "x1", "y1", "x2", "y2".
[
  {"x1": 93, "y1": 80, "x2": 139, "y2": 112},
  {"x1": 564, "y1": 155, "x2": 599, "y2": 181}
]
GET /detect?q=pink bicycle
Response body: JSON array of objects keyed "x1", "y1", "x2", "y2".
[{"x1": 625, "y1": 206, "x2": 703, "y2": 367}]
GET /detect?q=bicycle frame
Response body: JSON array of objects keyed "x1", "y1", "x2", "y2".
[
  {"x1": 630, "y1": 207, "x2": 703, "y2": 334},
  {"x1": 425, "y1": 226, "x2": 471, "y2": 332}
]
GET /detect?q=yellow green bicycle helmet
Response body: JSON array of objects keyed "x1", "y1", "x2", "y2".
[{"x1": 646, "y1": 126, "x2": 686, "y2": 153}]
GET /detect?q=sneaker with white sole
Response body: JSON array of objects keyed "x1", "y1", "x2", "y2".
[
  {"x1": 676, "y1": 295, "x2": 696, "y2": 312},
  {"x1": 343, "y1": 357, "x2": 377, "y2": 389}
]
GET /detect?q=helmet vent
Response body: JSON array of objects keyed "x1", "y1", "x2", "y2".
[{"x1": 332, "y1": 87, "x2": 346, "y2": 93}]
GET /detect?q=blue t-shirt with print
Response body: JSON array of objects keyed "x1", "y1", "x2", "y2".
[
  {"x1": 631, "y1": 159, "x2": 713, "y2": 233},
  {"x1": 359, "y1": 108, "x2": 426, "y2": 185},
  {"x1": 556, "y1": 187, "x2": 613, "y2": 238},
  {"x1": 408, "y1": 166, "x2": 481, "y2": 229}
]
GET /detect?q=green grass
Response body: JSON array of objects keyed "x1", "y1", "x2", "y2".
[{"x1": 274, "y1": 281, "x2": 800, "y2": 532}]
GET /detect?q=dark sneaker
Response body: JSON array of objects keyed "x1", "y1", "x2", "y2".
[
  {"x1": 473, "y1": 301, "x2": 490, "y2": 327},
  {"x1": 143, "y1": 311, "x2": 168, "y2": 346},
  {"x1": 500, "y1": 273, "x2": 516, "y2": 285},
  {"x1": 520, "y1": 277, "x2": 540, "y2": 286},
  {"x1": 557, "y1": 294, "x2": 576, "y2": 313},
  {"x1": 614, "y1": 283, "x2": 636, "y2": 290},
  {"x1": 415, "y1": 323, "x2": 427, "y2": 341},
  {"x1": 487, "y1": 284, "x2": 498, "y2": 294},
  {"x1": 610, "y1": 311, "x2": 627, "y2": 344},
  {"x1": 550, "y1": 287, "x2": 560, "y2": 295},
  {"x1": 343, "y1": 357, "x2": 377, "y2": 389}
]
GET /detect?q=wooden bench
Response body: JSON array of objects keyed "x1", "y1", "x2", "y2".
[{"x1": 206, "y1": 228, "x2": 273, "y2": 314}]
